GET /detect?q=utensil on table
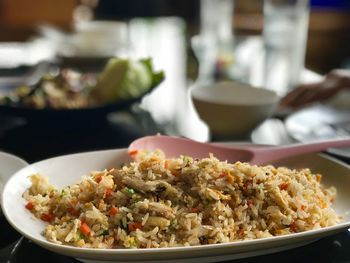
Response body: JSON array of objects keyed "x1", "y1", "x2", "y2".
[{"x1": 129, "y1": 135, "x2": 350, "y2": 165}]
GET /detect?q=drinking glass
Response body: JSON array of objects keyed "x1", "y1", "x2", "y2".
[
  {"x1": 192, "y1": 0, "x2": 235, "y2": 84},
  {"x1": 263, "y1": 0, "x2": 310, "y2": 96}
]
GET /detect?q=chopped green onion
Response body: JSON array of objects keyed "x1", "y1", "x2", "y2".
[
  {"x1": 100, "y1": 229, "x2": 109, "y2": 236},
  {"x1": 126, "y1": 188, "x2": 135, "y2": 195},
  {"x1": 129, "y1": 237, "x2": 139, "y2": 247},
  {"x1": 76, "y1": 231, "x2": 85, "y2": 240},
  {"x1": 182, "y1": 155, "x2": 192, "y2": 163},
  {"x1": 170, "y1": 219, "x2": 177, "y2": 228},
  {"x1": 121, "y1": 218, "x2": 128, "y2": 229}
]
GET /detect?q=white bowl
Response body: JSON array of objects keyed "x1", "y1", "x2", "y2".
[
  {"x1": 191, "y1": 82, "x2": 279, "y2": 139},
  {"x1": 2, "y1": 147, "x2": 350, "y2": 263},
  {"x1": 69, "y1": 21, "x2": 128, "y2": 56}
]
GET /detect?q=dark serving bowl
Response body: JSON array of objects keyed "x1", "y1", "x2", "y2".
[
  {"x1": 0, "y1": 62, "x2": 161, "y2": 124},
  {"x1": 0, "y1": 96, "x2": 144, "y2": 123}
]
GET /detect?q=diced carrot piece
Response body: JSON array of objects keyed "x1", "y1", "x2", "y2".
[
  {"x1": 96, "y1": 175, "x2": 102, "y2": 183},
  {"x1": 191, "y1": 207, "x2": 200, "y2": 213},
  {"x1": 218, "y1": 173, "x2": 226, "y2": 179},
  {"x1": 279, "y1": 182, "x2": 289, "y2": 190},
  {"x1": 41, "y1": 213, "x2": 54, "y2": 222},
  {"x1": 171, "y1": 171, "x2": 179, "y2": 177},
  {"x1": 226, "y1": 172, "x2": 234, "y2": 183},
  {"x1": 25, "y1": 202, "x2": 34, "y2": 210},
  {"x1": 164, "y1": 160, "x2": 169, "y2": 169},
  {"x1": 316, "y1": 174, "x2": 322, "y2": 182},
  {"x1": 80, "y1": 222, "x2": 91, "y2": 236},
  {"x1": 128, "y1": 150, "x2": 138, "y2": 156},
  {"x1": 290, "y1": 222, "x2": 297, "y2": 232},
  {"x1": 109, "y1": 206, "x2": 119, "y2": 216},
  {"x1": 128, "y1": 222, "x2": 142, "y2": 232},
  {"x1": 301, "y1": 205, "x2": 306, "y2": 210},
  {"x1": 105, "y1": 188, "x2": 113, "y2": 197}
]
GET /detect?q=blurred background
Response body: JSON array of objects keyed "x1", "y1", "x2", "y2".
[{"x1": 1, "y1": 0, "x2": 349, "y2": 73}]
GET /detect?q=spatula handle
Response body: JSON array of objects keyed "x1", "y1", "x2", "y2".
[{"x1": 253, "y1": 138, "x2": 350, "y2": 165}]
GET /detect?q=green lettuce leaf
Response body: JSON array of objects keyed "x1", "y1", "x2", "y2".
[{"x1": 93, "y1": 58, "x2": 165, "y2": 104}]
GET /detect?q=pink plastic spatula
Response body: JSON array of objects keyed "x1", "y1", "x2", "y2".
[{"x1": 128, "y1": 135, "x2": 350, "y2": 165}]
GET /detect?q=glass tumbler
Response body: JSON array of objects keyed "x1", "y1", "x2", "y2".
[{"x1": 263, "y1": 0, "x2": 310, "y2": 96}]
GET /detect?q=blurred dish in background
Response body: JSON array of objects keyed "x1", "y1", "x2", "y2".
[
  {"x1": 285, "y1": 104, "x2": 350, "y2": 159},
  {"x1": 36, "y1": 22, "x2": 129, "y2": 72},
  {"x1": 190, "y1": 81, "x2": 279, "y2": 140},
  {"x1": 38, "y1": 21, "x2": 129, "y2": 58},
  {"x1": 0, "y1": 58, "x2": 164, "y2": 121},
  {"x1": 0, "y1": 68, "x2": 96, "y2": 109},
  {"x1": 0, "y1": 40, "x2": 56, "y2": 69},
  {"x1": 70, "y1": 21, "x2": 128, "y2": 57}
]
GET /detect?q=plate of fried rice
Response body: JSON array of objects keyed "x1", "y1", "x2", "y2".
[{"x1": 2, "y1": 145, "x2": 350, "y2": 263}]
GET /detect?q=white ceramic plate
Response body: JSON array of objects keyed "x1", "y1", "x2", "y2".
[
  {"x1": 2, "y1": 147, "x2": 350, "y2": 263},
  {"x1": 0, "y1": 151, "x2": 27, "y2": 203}
]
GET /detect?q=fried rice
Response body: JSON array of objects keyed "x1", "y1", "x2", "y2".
[{"x1": 23, "y1": 150, "x2": 340, "y2": 249}]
